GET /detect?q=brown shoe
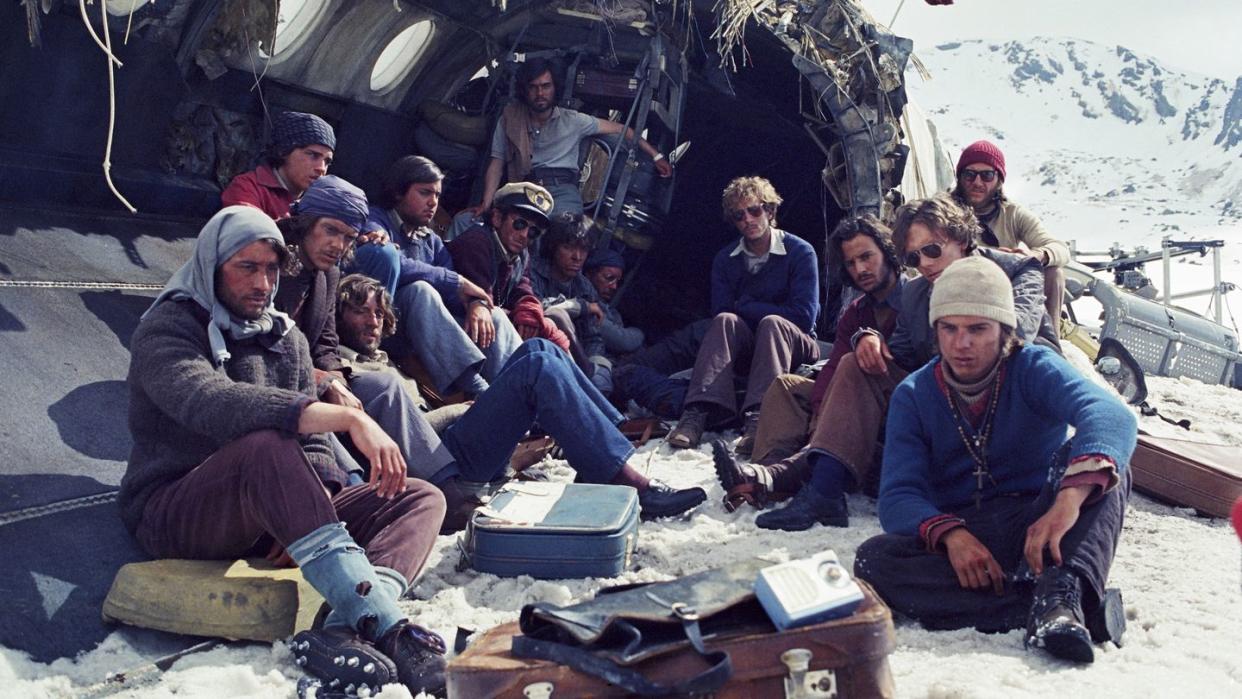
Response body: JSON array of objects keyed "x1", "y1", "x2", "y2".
[
  {"x1": 667, "y1": 406, "x2": 709, "y2": 449},
  {"x1": 376, "y1": 620, "x2": 448, "y2": 697},
  {"x1": 734, "y1": 409, "x2": 761, "y2": 457}
]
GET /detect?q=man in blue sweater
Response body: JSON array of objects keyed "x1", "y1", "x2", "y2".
[
  {"x1": 854, "y1": 256, "x2": 1136, "y2": 664},
  {"x1": 667, "y1": 176, "x2": 820, "y2": 448}
]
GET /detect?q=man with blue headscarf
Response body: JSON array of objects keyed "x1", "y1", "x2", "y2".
[{"x1": 120, "y1": 206, "x2": 450, "y2": 696}]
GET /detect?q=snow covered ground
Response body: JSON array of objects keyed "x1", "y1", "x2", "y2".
[{"x1": 5, "y1": 32, "x2": 1242, "y2": 699}]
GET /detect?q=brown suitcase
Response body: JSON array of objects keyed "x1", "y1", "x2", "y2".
[
  {"x1": 445, "y1": 580, "x2": 896, "y2": 698},
  {"x1": 1130, "y1": 433, "x2": 1242, "y2": 518}
]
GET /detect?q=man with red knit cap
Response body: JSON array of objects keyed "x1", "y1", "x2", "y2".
[{"x1": 951, "y1": 140, "x2": 1069, "y2": 324}]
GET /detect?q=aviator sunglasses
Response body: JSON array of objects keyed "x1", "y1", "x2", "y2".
[
  {"x1": 960, "y1": 169, "x2": 998, "y2": 183},
  {"x1": 510, "y1": 215, "x2": 545, "y2": 239},
  {"x1": 729, "y1": 203, "x2": 773, "y2": 222},
  {"x1": 903, "y1": 242, "x2": 944, "y2": 268}
]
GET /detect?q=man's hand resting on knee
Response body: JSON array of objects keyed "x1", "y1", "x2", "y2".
[
  {"x1": 299, "y1": 402, "x2": 408, "y2": 499},
  {"x1": 943, "y1": 527, "x2": 1005, "y2": 595}
]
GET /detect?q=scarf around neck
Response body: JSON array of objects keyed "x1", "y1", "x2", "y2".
[{"x1": 147, "y1": 206, "x2": 295, "y2": 368}]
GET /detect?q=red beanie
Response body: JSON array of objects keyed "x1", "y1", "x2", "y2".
[{"x1": 956, "y1": 140, "x2": 1006, "y2": 181}]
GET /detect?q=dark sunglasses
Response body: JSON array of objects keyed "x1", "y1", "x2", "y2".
[
  {"x1": 511, "y1": 216, "x2": 545, "y2": 238},
  {"x1": 903, "y1": 242, "x2": 944, "y2": 268},
  {"x1": 728, "y1": 203, "x2": 772, "y2": 222},
  {"x1": 960, "y1": 169, "x2": 998, "y2": 183}
]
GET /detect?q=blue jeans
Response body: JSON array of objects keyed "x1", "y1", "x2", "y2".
[
  {"x1": 347, "y1": 243, "x2": 402, "y2": 298},
  {"x1": 437, "y1": 339, "x2": 633, "y2": 484},
  {"x1": 388, "y1": 281, "x2": 520, "y2": 393}
]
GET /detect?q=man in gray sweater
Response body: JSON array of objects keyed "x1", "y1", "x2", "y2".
[{"x1": 120, "y1": 206, "x2": 448, "y2": 696}]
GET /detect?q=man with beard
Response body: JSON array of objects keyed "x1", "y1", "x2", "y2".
[
  {"x1": 333, "y1": 274, "x2": 707, "y2": 530},
  {"x1": 714, "y1": 215, "x2": 905, "y2": 507},
  {"x1": 468, "y1": 58, "x2": 672, "y2": 220},
  {"x1": 121, "y1": 206, "x2": 449, "y2": 696},
  {"x1": 854, "y1": 255, "x2": 1134, "y2": 664},
  {"x1": 951, "y1": 140, "x2": 1069, "y2": 323},
  {"x1": 356, "y1": 156, "x2": 521, "y2": 398},
  {"x1": 750, "y1": 193, "x2": 1060, "y2": 532}
]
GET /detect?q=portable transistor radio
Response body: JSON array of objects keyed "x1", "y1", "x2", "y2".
[{"x1": 754, "y1": 550, "x2": 865, "y2": 630}]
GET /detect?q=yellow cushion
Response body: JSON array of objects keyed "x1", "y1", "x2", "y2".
[{"x1": 102, "y1": 559, "x2": 324, "y2": 642}]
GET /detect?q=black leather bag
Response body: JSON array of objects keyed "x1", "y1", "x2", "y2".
[{"x1": 510, "y1": 560, "x2": 774, "y2": 696}]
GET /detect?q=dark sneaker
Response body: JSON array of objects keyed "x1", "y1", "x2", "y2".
[
  {"x1": 1086, "y1": 587, "x2": 1126, "y2": 648},
  {"x1": 734, "y1": 410, "x2": 761, "y2": 457},
  {"x1": 754, "y1": 484, "x2": 848, "y2": 531},
  {"x1": 712, "y1": 439, "x2": 776, "y2": 512},
  {"x1": 289, "y1": 627, "x2": 398, "y2": 694},
  {"x1": 638, "y1": 480, "x2": 707, "y2": 520},
  {"x1": 376, "y1": 620, "x2": 448, "y2": 697},
  {"x1": 667, "y1": 406, "x2": 709, "y2": 449},
  {"x1": 1025, "y1": 566, "x2": 1095, "y2": 664},
  {"x1": 438, "y1": 477, "x2": 484, "y2": 534}
]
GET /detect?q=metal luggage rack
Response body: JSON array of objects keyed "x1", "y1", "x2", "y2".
[{"x1": 1071, "y1": 238, "x2": 1242, "y2": 388}]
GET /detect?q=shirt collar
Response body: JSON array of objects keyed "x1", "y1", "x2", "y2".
[
  {"x1": 729, "y1": 229, "x2": 786, "y2": 257},
  {"x1": 257, "y1": 164, "x2": 290, "y2": 192}
]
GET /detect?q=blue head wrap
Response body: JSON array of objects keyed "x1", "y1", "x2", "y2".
[
  {"x1": 585, "y1": 248, "x2": 625, "y2": 273},
  {"x1": 290, "y1": 175, "x2": 369, "y2": 231}
]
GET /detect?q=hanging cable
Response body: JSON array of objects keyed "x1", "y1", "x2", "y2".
[{"x1": 81, "y1": 0, "x2": 137, "y2": 213}]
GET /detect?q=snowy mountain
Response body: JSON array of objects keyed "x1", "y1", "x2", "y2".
[{"x1": 907, "y1": 37, "x2": 1242, "y2": 273}]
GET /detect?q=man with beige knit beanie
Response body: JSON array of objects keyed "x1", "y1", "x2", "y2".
[{"x1": 853, "y1": 255, "x2": 1137, "y2": 665}]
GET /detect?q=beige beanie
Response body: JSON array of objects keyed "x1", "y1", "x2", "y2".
[{"x1": 928, "y1": 255, "x2": 1016, "y2": 328}]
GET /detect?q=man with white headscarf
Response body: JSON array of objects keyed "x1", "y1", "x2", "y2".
[{"x1": 120, "y1": 206, "x2": 450, "y2": 696}]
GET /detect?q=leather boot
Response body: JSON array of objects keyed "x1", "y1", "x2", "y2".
[
  {"x1": 438, "y1": 477, "x2": 483, "y2": 534},
  {"x1": 667, "y1": 405, "x2": 710, "y2": 449},
  {"x1": 1025, "y1": 566, "x2": 1095, "y2": 664},
  {"x1": 754, "y1": 484, "x2": 848, "y2": 531},
  {"x1": 637, "y1": 481, "x2": 707, "y2": 520},
  {"x1": 289, "y1": 626, "x2": 398, "y2": 695},
  {"x1": 734, "y1": 409, "x2": 761, "y2": 457},
  {"x1": 374, "y1": 619, "x2": 448, "y2": 697}
]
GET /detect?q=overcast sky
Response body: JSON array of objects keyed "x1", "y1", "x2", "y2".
[{"x1": 866, "y1": 0, "x2": 1242, "y2": 79}]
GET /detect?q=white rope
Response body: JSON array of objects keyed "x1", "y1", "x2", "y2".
[
  {"x1": 0, "y1": 280, "x2": 164, "y2": 290},
  {"x1": 81, "y1": 0, "x2": 138, "y2": 213}
]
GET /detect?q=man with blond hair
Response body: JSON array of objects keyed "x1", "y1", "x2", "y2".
[{"x1": 666, "y1": 176, "x2": 820, "y2": 449}]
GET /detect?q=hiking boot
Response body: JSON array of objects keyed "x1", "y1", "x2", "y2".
[
  {"x1": 376, "y1": 619, "x2": 448, "y2": 697},
  {"x1": 289, "y1": 626, "x2": 399, "y2": 693},
  {"x1": 667, "y1": 406, "x2": 710, "y2": 449},
  {"x1": 439, "y1": 477, "x2": 483, "y2": 535},
  {"x1": 734, "y1": 410, "x2": 761, "y2": 457},
  {"x1": 638, "y1": 480, "x2": 707, "y2": 520},
  {"x1": 712, "y1": 439, "x2": 776, "y2": 512},
  {"x1": 1025, "y1": 566, "x2": 1095, "y2": 664},
  {"x1": 1085, "y1": 587, "x2": 1126, "y2": 647},
  {"x1": 754, "y1": 484, "x2": 848, "y2": 531}
]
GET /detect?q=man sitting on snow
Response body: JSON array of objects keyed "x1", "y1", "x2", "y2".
[{"x1": 853, "y1": 255, "x2": 1136, "y2": 664}]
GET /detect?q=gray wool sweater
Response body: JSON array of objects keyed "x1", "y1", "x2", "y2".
[{"x1": 119, "y1": 299, "x2": 343, "y2": 534}]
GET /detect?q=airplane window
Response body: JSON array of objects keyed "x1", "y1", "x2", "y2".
[
  {"x1": 263, "y1": 0, "x2": 329, "y2": 59},
  {"x1": 370, "y1": 20, "x2": 435, "y2": 93},
  {"x1": 105, "y1": 0, "x2": 152, "y2": 15}
]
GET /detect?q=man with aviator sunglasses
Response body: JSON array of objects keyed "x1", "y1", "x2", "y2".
[
  {"x1": 952, "y1": 140, "x2": 1069, "y2": 323},
  {"x1": 447, "y1": 182, "x2": 572, "y2": 352},
  {"x1": 666, "y1": 176, "x2": 820, "y2": 450}
]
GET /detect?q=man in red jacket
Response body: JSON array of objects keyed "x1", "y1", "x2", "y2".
[
  {"x1": 221, "y1": 111, "x2": 335, "y2": 219},
  {"x1": 446, "y1": 182, "x2": 570, "y2": 350}
]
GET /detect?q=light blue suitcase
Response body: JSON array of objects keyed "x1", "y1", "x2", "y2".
[{"x1": 458, "y1": 482, "x2": 640, "y2": 579}]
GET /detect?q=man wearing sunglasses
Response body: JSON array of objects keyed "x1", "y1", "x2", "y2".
[
  {"x1": 447, "y1": 182, "x2": 571, "y2": 352},
  {"x1": 952, "y1": 140, "x2": 1069, "y2": 324},
  {"x1": 666, "y1": 176, "x2": 820, "y2": 449},
  {"x1": 753, "y1": 193, "x2": 1060, "y2": 531}
]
